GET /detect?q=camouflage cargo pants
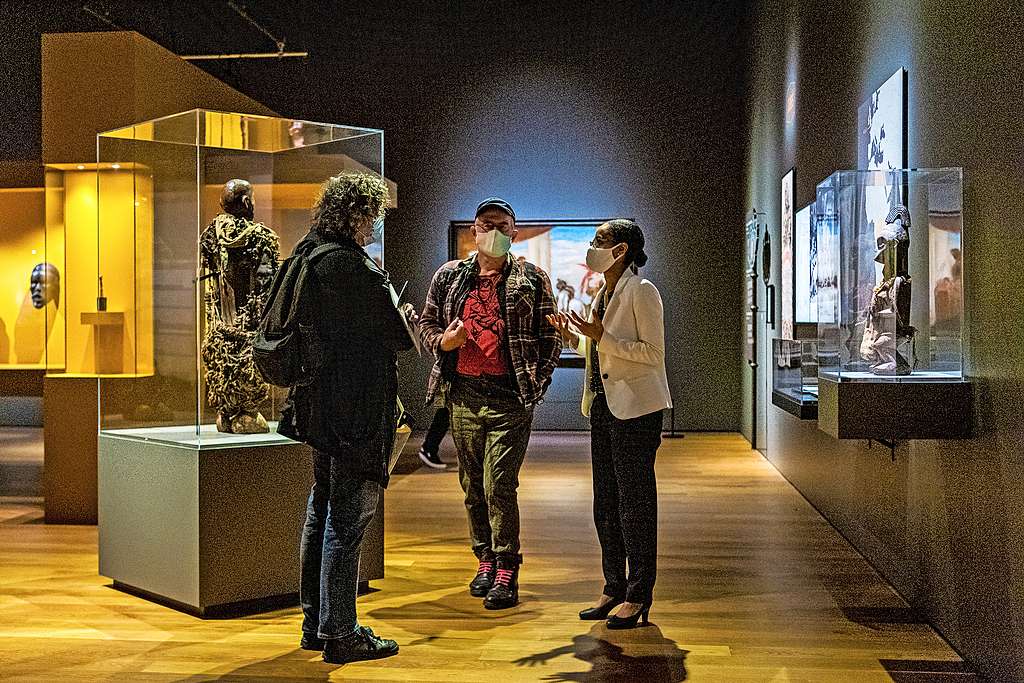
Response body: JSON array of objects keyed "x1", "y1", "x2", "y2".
[{"x1": 448, "y1": 375, "x2": 534, "y2": 560}]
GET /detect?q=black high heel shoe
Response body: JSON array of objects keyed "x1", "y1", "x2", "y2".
[
  {"x1": 578, "y1": 596, "x2": 624, "y2": 620},
  {"x1": 606, "y1": 603, "x2": 651, "y2": 629}
]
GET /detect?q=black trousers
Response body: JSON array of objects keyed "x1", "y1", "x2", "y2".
[
  {"x1": 421, "y1": 406, "x2": 450, "y2": 455},
  {"x1": 590, "y1": 392, "x2": 662, "y2": 605}
]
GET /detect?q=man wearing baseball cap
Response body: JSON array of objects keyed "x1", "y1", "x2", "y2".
[{"x1": 418, "y1": 196, "x2": 561, "y2": 609}]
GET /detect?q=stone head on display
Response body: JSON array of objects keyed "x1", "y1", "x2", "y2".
[{"x1": 30, "y1": 263, "x2": 60, "y2": 309}]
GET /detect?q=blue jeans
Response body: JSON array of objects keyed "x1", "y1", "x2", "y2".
[{"x1": 299, "y1": 449, "x2": 381, "y2": 639}]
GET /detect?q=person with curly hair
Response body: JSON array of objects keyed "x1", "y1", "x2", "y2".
[{"x1": 278, "y1": 173, "x2": 415, "y2": 664}]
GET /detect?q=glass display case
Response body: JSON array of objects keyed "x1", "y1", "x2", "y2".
[
  {"x1": 771, "y1": 338, "x2": 818, "y2": 420},
  {"x1": 0, "y1": 164, "x2": 56, "y2": 427},
  {"x1": 815, "y1": 168, "x2": 964, "y2": 382},
  {"x1": 814, "y1": 168, "x2": 971, "y2": 440},
  {"x1": 0, "y1": 164, "x2": 62, "y2": 371},
  {"x1": 96, "y1": 110, "x2": 387, "y2": 447}
]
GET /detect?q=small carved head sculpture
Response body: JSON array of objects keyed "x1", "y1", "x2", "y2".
[
  {"x1": 220, "y1": 179, "x2": 255, "y2": 220},
  {"x1": 30, "y1": 263, "x2": 60, "y2": 309}
]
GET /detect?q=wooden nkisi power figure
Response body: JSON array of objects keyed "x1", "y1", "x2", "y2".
[{"x1": 199, "y1": 179, "x2": 280, "y2": 433}]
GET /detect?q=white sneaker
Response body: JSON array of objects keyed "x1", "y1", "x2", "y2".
[{"x1": 418, "y1": 449, "x2": 446, "y2": 469}]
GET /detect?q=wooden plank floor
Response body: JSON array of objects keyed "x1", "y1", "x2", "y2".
[{"x1": 0, "y1": 432, "x2": 978, "y2": 682}]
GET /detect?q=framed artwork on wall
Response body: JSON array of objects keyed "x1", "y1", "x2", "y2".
[
  {"x1": 780, "y1": 167, "x2": 795, "y2": 339},
  {"x1": 858, "y1": 67, "x2": 907, "y2": 172},
  {"x1": 858, "y1": 67, "x2": 908, "y2": 256},
  {"x1": 795, "y1": 202, "x2": 817, "y2": 323}
]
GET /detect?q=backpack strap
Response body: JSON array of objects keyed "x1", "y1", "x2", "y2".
[
  {"x1": 307, "y1": 243, "x2": 344, "y2": 263},
  {"x1": 284, "y1": 243, "x2": 344, "y2": 327}
]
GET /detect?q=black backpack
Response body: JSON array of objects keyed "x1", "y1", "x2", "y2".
[{"x1": 253, "y1": 243, "x2": 341, "y2": 388}]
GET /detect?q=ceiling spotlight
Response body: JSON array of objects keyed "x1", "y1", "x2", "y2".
[
  {"x1": 76, "y1": 164, "x2": 85, "y2": 170},
  {"x1": 111, "y1": 164, "x2": 121, "y2": 170}
]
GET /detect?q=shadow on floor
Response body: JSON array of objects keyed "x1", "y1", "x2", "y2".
[
  {"x1": 512, "y1": 622, "x2": 688, "y2": 682},
  {"x1": 177, "y1": 648, "x2": 331, "y2": 682},
  {"x1": 368, "y1": 590, "x2": 542, "y2": 636},
  {"x1": 880, "y1": 658, "x2": 984, "y2": 682}
]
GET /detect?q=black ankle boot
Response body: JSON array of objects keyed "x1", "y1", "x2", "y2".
[
  {"x1": 484, "y1": 554, "x2": 521, "y2": 610},
  {"x1": 322, "y1": 626, "x2": 399, "y2": 664},
  {"x1": 300, "y1": 633, "x2": 325, "y2": 651},
  {"x1": 469, "y1": 555, "x2": 497, "y2": 597}
]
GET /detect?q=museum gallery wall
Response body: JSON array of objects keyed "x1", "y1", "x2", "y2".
[
  {"x1": 173, "y1": 3, "x2": 750, "y2": 431},
  {"x1": 5, "y1": 6, "x2": 750, "y2": 432},
  {"x1": 744, "y1": 1, "x2": 1024, "y2": 680}
]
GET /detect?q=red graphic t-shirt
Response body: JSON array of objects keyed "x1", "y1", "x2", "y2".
[{"x1": 456, "y1": 272, "x2": 509, "y2": 377}]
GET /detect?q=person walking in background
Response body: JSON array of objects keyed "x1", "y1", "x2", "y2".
[
  {"x1": 278, "y1": 173, "x2": 414, "y2": 664},
  {"x1": 417, "y1": 405, "x2": 450, "y2": 469},
  {"x1": 419, "y1": 197, "x2": 561, "y2": 609},
  {"x1": 547, "y1": 218, "x2": 672, "y2": 629}
]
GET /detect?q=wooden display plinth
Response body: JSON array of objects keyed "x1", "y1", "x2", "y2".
[
  {"x1": 42, "y1": 374, "x2": 159, "y2": 524},
  {"x1": 80, "y1": 311, "x2": 124, "y2": 375}
]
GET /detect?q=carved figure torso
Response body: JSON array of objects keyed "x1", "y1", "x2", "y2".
[
  {"x1": 199, "y1": 213, "x2": 280, "y2": 432},
  {"x1": 199, "y1": 213, "x2": 280, "y2": 330}
]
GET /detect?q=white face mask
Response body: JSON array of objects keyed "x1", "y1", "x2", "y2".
[
  {"x1": 476, "y1": 228, "x2": 513, "y2": 258},
  {"x1": 355, "y1": 216, "x2": 381, "y2": 247},
  {"x1": 586, "y1": 246, "x2": 622, "y2": 273}
]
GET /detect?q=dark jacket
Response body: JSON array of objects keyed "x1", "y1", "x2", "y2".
[
  {"x1": 278, "y1": 232, "x2": 413, "y2": 487},
  {"x1": 419, "y1": 254, "x2": 561, "y2": 407}
]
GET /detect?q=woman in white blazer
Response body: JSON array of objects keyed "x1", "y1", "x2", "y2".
[{"x1": 547, "y1": 219, "x2": 672, "y2": 630}]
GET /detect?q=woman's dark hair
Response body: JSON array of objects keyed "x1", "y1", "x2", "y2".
[
  {"x1": 311, "y1": 173, "x2": 390, "y2": 240},
  {"x1": 605, "y1": 218, "x2": 648, "y2": 270}
]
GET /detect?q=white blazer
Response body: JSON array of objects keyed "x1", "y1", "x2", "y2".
[{"x1": 575, "y1": 269, "x2": 673, "y2": 420}]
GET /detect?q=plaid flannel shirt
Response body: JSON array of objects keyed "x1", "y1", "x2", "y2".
[{"x1": 419, "y1": 254, "x2": 561, "y2": 407}]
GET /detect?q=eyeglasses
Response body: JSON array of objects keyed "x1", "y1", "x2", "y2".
[
  {"x1": 474, "y1": 220, "x2": 509, "y2": 232},
  {"x1": 589, "y1": 238, "x2": 615, "y2": 248}
]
